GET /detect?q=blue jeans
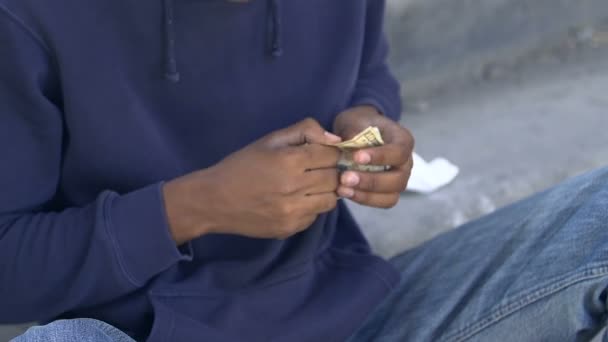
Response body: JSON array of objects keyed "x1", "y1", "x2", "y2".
[
  {"x1": 14, "y1": 167, "x2": 608, "y2": 341},
  {"x1": 10, "y1": 319, "x2": 134, "y2": 342}
]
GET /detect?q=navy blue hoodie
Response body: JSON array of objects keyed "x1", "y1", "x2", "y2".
[{"x1": 0, "y1": 0, "x2": 402, "y2": 340}]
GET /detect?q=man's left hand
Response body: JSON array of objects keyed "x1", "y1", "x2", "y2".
[{"x1": 333, "y1": 105, "x2": 414, "y2": 208}]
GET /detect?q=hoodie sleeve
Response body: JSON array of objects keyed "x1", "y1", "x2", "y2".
[
  {"x1": 0, "y1": 7, "x2": 192, "y2": 323},
  {"x1": 349, "y1": 0, "x2": 402, "y2": 121}
]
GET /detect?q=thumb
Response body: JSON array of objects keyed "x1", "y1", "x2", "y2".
[{"x1": 270, "y1": 118, "x2": 342, "y2": 147}]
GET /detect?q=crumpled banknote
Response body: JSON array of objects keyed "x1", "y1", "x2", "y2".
[{"x1": 328, "y1": 126, "x2": 388, "y2": 173}]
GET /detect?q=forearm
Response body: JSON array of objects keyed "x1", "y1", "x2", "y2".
[
  {"x1": 162, "y1": 170, "x2": 218, "y2": 245},
  {"x1": 0, "y1": 185, "x2": 191, "y2": 323}
]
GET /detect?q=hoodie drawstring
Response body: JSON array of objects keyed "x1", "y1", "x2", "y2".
[
  {"x1": 268, "y1": 0, "x2": 283, "y2": 57},
  {"x1": 162, "y1": 0, "x2": 283, "y2": 83},
  {"x1": 163, "y1": 0, "x2": 180, "y2": 82}
]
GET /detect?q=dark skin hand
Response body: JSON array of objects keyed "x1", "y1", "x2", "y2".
[
  {"x1": 333, "y1": 105, "x2": 415, "y2": 208},
  {"x1": 163, "y1": 118, "x2": 343, "y2": 245}
]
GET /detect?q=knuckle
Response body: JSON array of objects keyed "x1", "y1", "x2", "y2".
[
  {"x1": 369, "y1": 174, "x2": 379, "y2": 191},
  {"x1": 302, "y1": 144, "x2": 315, "y2": 161},
  {"x1": 277, "y1": 181, "x2": 296, "y2": 195},
  {"x1": 303, "y1": 117, "x2": 317, "y2": 125},
  {"x1": 262, "y1": 133, "x2": 277, "y2": 146},
  {"x1": 354, "y1": 191, "x2": 368, "y2": 204},
  {"x1": 320, "y1": 147, "x2": 341, "y2": 166},
  {"x1": 371, "y1": 151, "x2": 385, "y2": 165},
  {"x1": 276, "y1": 202, "x2": 295, "y2": 217},
  {"x1": 329, "y1": 171, "x2": 340, "y2": 188},
  {"x1": 385, "y1": 195, "x2": 400, "y2": 208},
  {"x1": 323, "y1": 196, "x2": 338, "y2": 212},
  {"x1": 332, "y1": 148, "x2": 342, "y2": 161},
  {"x1": 280, "y1": 149, "x2": 303, "y2": 168},
  {"x1": 302, "y1": 117, "x2": 320, "y2": 130},
  {"x1": 361, "y1": 174, "x2": 376, "y2": 191}
]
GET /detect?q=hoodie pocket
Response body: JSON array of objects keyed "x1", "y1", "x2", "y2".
[
  {"x1": 145, "y1": 248, "x2": 399, "y2": 342},
  {"x1": 146, "y1": 269, "x2": 311, "y2": 342},
  {"x1": 147, "y1": 295, "x2": 244, "y2": 342}
]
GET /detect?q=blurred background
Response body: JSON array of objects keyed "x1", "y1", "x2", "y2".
[
  {"x1": 3, "y1": 0, "x2": 608, "y2": 340},
  {"x1": 356, "y1": 0, "x2": 608, "y2": 258}
]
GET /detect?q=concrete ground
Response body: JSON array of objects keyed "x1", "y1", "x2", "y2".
[
  {"x1": 358, "y1": 45, "x2": 608, "y2": 258},
  {"x1": 351, "y1": 0, "x2": 608, "y2": 260},
  {"x1": 385, "y1": 0, "x2": 608, "y2": 102}
]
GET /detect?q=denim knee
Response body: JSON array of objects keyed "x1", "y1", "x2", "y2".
[{"x1": 12, "y1": 319, "x2": 133, "y2": 342}]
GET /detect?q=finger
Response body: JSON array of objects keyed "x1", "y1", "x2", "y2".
[
  {"x1": 269, "y1": 118, "x2": 342, "y2": 147},
  {"x1": 299, "y1": 192, "x2": 339, "y2": 215},
  {"x1": 352, "y1": 124, "x2": 414, "y2": 166},
  {"x1": 338, "y1": 188, "x2": 400, "y2": 209},
  {"x1": 297, "y1": 143, "x2": 342, "y2": 170},
  {"x1": 352, "y1": 143, "x2": 411, "y2": 167},
  {"x1": 340, "y1": 169, "x2": 408, "y2": 193},
  {"x1": 384, "y1": 123, "x2": 415, "y2": 146},
  {"x1": 301, "y1": 169, "x2": 339, "y2": 195}
]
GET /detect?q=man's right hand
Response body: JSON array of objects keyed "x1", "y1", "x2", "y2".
[{"x1": 163, "y1": 118, "x2": 343, "y2": 244}]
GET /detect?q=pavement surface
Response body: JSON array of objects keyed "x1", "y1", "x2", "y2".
[
  {"x1": 357, "y1": 45, "x2": 608, "y2": 258},
  {"x1": 385, "y1": 0, "x2": 608, "y2": 102}
]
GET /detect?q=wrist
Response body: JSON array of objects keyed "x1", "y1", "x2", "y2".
[
  {"x1": 162, "y1": 172, "x2": 218, "y2": 244},
  {"x1": 354, "y1": 104, "x2": 382, "y2": 116},
  {"x1": 334, "y1": 105, "x2": 382, "y2": 134}
]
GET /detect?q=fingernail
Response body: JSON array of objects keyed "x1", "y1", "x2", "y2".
[
  {"x1": 339, "y1": 187, "x2": 355, "y2": 198},
  {"x1": 341, "y1": 172, "x2": 360, "y2": 186},
  {"x1": 324, "y1": 131, "x2": 342, "y2": 143},
  {"x1": 355, "y1": 152, "x2": 371, "y2": 164}
]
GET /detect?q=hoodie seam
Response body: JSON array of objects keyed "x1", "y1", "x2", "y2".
[
  {"x1": 327, "y1": 258, "x2": 398, "y2": 290},
  {"x1": 102, "y1": 192, "x2": 144, "y2": 288},
  {"x1": 0, "y1": 1, "x2": 65, "y2": 115},
  {"x1": 0, "y1": 3, "x2": 52, "y2": 55}
]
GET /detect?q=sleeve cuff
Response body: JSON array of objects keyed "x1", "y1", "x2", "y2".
[
  {"x1": 349, "y1": 87, "x2": 402, "y2": 121},
  {"x1": 106, "y1": 183, "x2": 193, "y2": 287}
]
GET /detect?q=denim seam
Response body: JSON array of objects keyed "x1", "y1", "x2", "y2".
[{"x1": 442, "y1": 263, "x2": 608, "y2": 342}]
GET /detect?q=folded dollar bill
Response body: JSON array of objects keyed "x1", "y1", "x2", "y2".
[{"x1": 328, "y1": 126, "x2": 388, "y2": 172}]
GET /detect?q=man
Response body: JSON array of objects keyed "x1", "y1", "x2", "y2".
[{"x1": 1, "y1": 0, "x2": 607, "y2": 341}]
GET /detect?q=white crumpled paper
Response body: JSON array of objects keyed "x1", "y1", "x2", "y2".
[{"x1": 405, "y1": 152, "x2": 459, "y2": 194}]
